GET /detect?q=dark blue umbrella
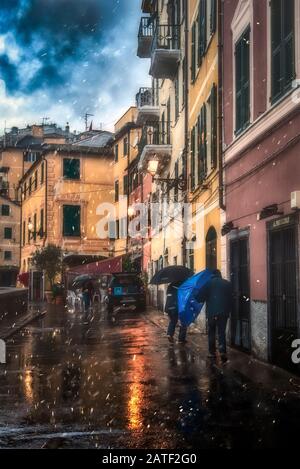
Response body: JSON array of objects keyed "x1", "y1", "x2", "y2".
[
  {"x1": 150, "y1": 265, "x2": 193, "y2": 285},
  {"x1": 178, "y1": 269, "x2": 213, "y2": 327}
]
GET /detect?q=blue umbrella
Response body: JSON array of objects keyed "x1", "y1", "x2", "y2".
[{"x1": 178, "y1": 269, "x2": 213, "y2": 327}]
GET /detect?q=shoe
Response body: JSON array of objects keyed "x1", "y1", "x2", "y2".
[
  {"x1": 220, "y1": 353, "x2": 228, "y2": 364},
  {"x1": 178, "y1": 339, "x2": 187, "y2": 345},
  {"x1": 167, "y1": 335, "x2": 174, "y2": 344}
]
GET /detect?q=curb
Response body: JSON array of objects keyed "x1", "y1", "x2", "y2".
[{"x1": 0, "y1": 309, "x2": 47, "y2": 341}]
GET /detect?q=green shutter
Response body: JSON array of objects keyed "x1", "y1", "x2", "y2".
[
  {"x1": 191, "y1": 127, "x2": 196, "y2": 190},
  {"x1": 198, "y1": 104, "x2": 207, "y2": 183},
  {"x1": 63, "y1": 158, "x2": 80, "y2": 179},
  {"x1": 63, "y1": 205, "x2": 80, "y2": 237},
  {"x1": 235, "y1": 28, "x2": 250, "y2": 133},
  {"x1": 271, "y1": 0, "x2": 295, "y2": 102},
  {"x1": 211, "y1": 83, "x2": 218, "y2": 169},
  {"x1": 198, "y1": 0, "x2": 207, "y2": 66},
  {"x1": 191, "y1": 22, "x2": 196, "y2": 81},
  {"x1": 210, "y1": 0, "x2": 217, "y2": 34},
  {"x1": 40, "y1": 209, "x2": 44, "y2": 237}
]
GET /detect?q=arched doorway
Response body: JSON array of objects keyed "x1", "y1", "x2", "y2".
[{"x1": 206, "y1": 227, "x2": 217, "y2": 270}]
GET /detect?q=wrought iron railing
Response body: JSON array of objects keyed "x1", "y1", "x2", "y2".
[
  {"x1": 138, "y1": 121, "x2": 171, "y2": 153},
  {"x1": 152, "y1": 24, "x2": 181, "y2": 52},
  {"x1": 136, "y1": 87, "x2": 154, "y2": 108},
  {"x1": 138, "y1": 17, "x2": 154, "y2": 40}
]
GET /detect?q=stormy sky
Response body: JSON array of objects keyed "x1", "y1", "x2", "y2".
[{"x1": 0, "y1": 0, "x2": 150, "y2": 133}]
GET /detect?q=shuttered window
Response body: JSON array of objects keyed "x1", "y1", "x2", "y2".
[
  {"x1": 123, "y1": 175, "x2": 128, "y2": 196},
  {"x1": 63, "y1": 158, "x2": 80, "y2": 180},
  {"x1": 115, "y1": 144, "x2": 119, "y2": 162},
  {"x1": 40, "y1": 162, "x2": 45, "y2": 184},
  {"x1": 235, "y1": 28, "x2": 250, "y2": 133},
  {"x1": 210, "y1": 0, "x2": 217, "y2": 35},
  {"x1": 210, "y1": 83, "x2": 218, "y2": 169},
  {"x1": 63, "y1": 205, "x2": 81, "y2": 237},
  {"x1": 191, "y1": 127, "x2": 196, "y2": 190},
  {"x1": 175, "y1": 72, "x2": 180, "y2": 121},
  {"x1": 198, "y1": 104, "x2": 207, "y2": 184},
  {"x1": 114, "y1": 180, "x2": 119, "y2": 202},
  {"x1": 4, "y1": 227, "x2": 12, "y2": 239},
  {"x1": 271, "y1": 0, "x2": 295, "y2": 102},
  {"x1": 1, "y1": 204, "x2": 9, "y2": 216},
  {"x1": 198, "y1": 0, "x2": 207, "y2": 66},
  {"x1": 40, "y1": 208, "x2": 44, "y2": 237},
  {"x1": 33, "y1": 213, "x2": 37, "y2": 241},
  {"x1": 191, "y1": 22, "x2": 197, "y2": 82}
]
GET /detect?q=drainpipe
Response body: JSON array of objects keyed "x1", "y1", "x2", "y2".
[
  {"x1": 218, "y1": 0, "x2": 225, "y2": 211},
  {"x1": 182, "y1": 0, "x2": 189, "y2": 266}
]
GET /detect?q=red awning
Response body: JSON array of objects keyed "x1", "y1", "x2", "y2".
[{"x1": 68, "y1": 255, "x2": 123, "y2": 276}]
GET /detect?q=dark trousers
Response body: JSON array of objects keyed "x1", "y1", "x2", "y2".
[
  {"x1": 208, "y1": 315, "x2": 228, "y2": 354},
  {"x1": 167, "y1": 311, "x2": 187, "y2": 341}
]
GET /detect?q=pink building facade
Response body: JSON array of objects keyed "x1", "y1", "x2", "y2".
[{"x1": 222, "y1": 0, "x2": 300, "y2": 372}]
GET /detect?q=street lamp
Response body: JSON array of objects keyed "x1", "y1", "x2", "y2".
[
  {"x1": 147, "y1": 157, "x2": 186, "y2": 191},
  {"x1": 128, "y1": 206, "x2": 136, "y2": 217}
]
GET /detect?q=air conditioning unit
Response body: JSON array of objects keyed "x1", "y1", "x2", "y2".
[{"x1": 291, "y1": 191, "x2": 300, "y2": 210}]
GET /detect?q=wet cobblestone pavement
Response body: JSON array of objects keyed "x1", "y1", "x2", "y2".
[{"x1": 0, "y1": 305, "x2": 299, "y2": 449}]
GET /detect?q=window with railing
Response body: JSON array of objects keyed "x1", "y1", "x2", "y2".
[
  {"x1": 138, "y1": 16, "x2": 154, "y2": 40},
  {"x1": 152, "y1": 24, "x2": 181, "y2": 51},
  {"x1": 136, "y1": 87, "x2": 154, "y2": 108},
  {"x1": 139, "y1": 121, "x2": 171, "y2": 151}
]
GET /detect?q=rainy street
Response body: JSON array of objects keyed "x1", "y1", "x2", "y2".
[{"x1": 0, "y1": 305, "x2": 300, "y2": 449}]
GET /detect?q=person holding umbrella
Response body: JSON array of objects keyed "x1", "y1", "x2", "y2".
[
  {"x1": 150, "y1": 265, "x2": 193, "y2": 345},
  {"x1": 196, "y1": 269, "x2": 233, "y2": 362},
  {"x1": 165, "y1": 281, "x2": 187, "y2": 344}
]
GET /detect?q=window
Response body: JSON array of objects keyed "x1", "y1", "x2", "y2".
[
  {"x1": 206, "y1": 226, "x2": 217, "y2": 270},
  {"x1": 40, "y1": 208, "x2": 44, "y2": 237},
  {"x1": 4, "y1": 251, "x2": 12, "y2": 261},
  {"x1": 235, "y1": 28, "x2": 250, "y2": 133},
  {"x1": 167, "y1": 99, "x2": 171, "y2": 144},
  {"x1": 41, "y1": 162, "x2": 45, "y2": 184},
  {"x1": 190, "y1": 126, "x2": 196, "y2": 190},
  {"x1": 198, "y1": 104, "x2": 207, "y2": 183},
  {"x1": 271, "y1": 0, "x2": 295, "y2": 102},
  {"x1": 4, "y1": 227, "x2": 12, "y2": 239},
  {"x1": 174, "y1": 160, "x2": 179, "y2": 202},
  {"x1": 24, "y1": 151, "x2": 38, "y2": 163},
  {"x1": 1, "y1": 205, "x2": 10, "y2": 216},
  {"x1": 33, "y1": 213, "x2": 37, "y2": 241},
  {"x1": 123, "y1": 175, "x2": 128, "y2": 196},
  {"x1": 123, "y1": 137, "x2": 128, "y2": 156},
  {"x1": 114, "y1": 180, "x2": 119, "y2": 202},
  {"x1": 29, "y1": 177, "x2": 32, "y2": 195},
  {"x1": 173, "y1": 256, "x2": 177, "y2": 266},
  {"x1": 63, "y1": 158, "x2": 80, "y2": 180},
  {"x1": 63, "y1": 205, "x2": 81, "y2": 237},
  {"x1": 24, "y1": 182, "x2": 27, "y2": 200},
  {"x1": 188, "y1": 248, "x2": 195, "y2": 272},
  {"x1": 210, "y1": 0, "x2": 217, "y2": 35},
  {"x1": 191, "y1": 22, "x2": 197, "y2": 81},
  {"x1": 198, "y1": 0, "x2": 207, "y2": 66},
  {"x1": 34, "y1": 171, "x2": 38, "y2": 190},
  {"x1": 22, "y1": 221, "x2": 26, "y2": 247},
  {"x1": 115, "y1": 144, "x2": 119, "y2": 162}
]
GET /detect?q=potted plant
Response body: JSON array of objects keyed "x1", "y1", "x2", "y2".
[{"x1": 31, "y1": 245, "x2": 63, "y2": 304}]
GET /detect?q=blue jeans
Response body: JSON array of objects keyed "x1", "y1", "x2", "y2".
[
  {"x1": 167, "y1": 311, "x2": 187, "y2": 341},
  {"x1": 208, "y1": 315, "x2": 228, "y2": 354}
]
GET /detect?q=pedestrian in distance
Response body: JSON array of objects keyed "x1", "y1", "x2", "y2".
[
  {"x1": 82, "y1": 281, "x2": 94, "y2": 314},
  {"x1": 165, "y1": 281, "x2": 187, "y2": 345},
  {"x1": 196, "y1": 269, "x2": 233, "y2": 363}
]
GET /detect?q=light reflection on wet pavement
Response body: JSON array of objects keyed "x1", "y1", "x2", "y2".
[{"x1": 0, "y1": 305, "x2": 299, "y2": 448}]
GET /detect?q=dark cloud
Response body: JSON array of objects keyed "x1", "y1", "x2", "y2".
[{"x1": 0, "y1": 0, "x2": 149, "y2": 130}]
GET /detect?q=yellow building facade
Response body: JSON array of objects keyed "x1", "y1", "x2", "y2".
[
  {"x1": 113, "y1": 107, "x2": 141, "y2": 258},
  {"x1": 188, "y1": 0, "x2": 222, "y2": 273},
  {"x1": 20, "y1": 145, "x2": 114, "y2": 273}
]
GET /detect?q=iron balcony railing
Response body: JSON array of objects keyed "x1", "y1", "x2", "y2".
[
  {"x1": 136, "y1": 87, "x2": 154, "y2": 108},
  {"x1": 138, "y1": 17, "x2": 154, "y2": 40},
  {"x1": 151, "y1": 24, "x2": 181, "y2": 52},
  {"x1": 138, "y1": 121, "x2": 171, "y2": 153}
]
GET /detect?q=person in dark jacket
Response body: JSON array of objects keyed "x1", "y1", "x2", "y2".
[
  {"x1": 196, "y1": 269, "x2": 233, "y2": 361},
  {"x1": 165, "y1": 281, "x2": 187, "y2": 344}
]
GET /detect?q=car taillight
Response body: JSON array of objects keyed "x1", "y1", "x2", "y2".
[{"x1": 108, "y1": 287, "x2": 112, "y2": 295}]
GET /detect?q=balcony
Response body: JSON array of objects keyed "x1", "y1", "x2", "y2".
[
  {"x1": 150, "y1": 25, "x2": 181, "y2": 79},
  {"x1": 135, "y1": 87, "x2": 160, "y2": 125},
  {"x1": 138, "y1": 121, "x2": 172, "y2": 174},
  {"x1": 137, "y1": 17, "x2": 154, "y2": 58}
]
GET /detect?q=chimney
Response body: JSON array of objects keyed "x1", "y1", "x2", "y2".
[
  {"x1": 65, "y1": 122, "x2": 70, "y2": 134},
  {"x1": 32, "y1": 125, "x2": 43, "y2": 137}
]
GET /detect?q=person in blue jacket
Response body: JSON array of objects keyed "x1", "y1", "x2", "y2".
[
  {"x1": 165, "y1": 281, "x2": 187, "y2": 344},
  {"x1": 196, "y1": 269, "x2": 233, "y2": 362}
]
